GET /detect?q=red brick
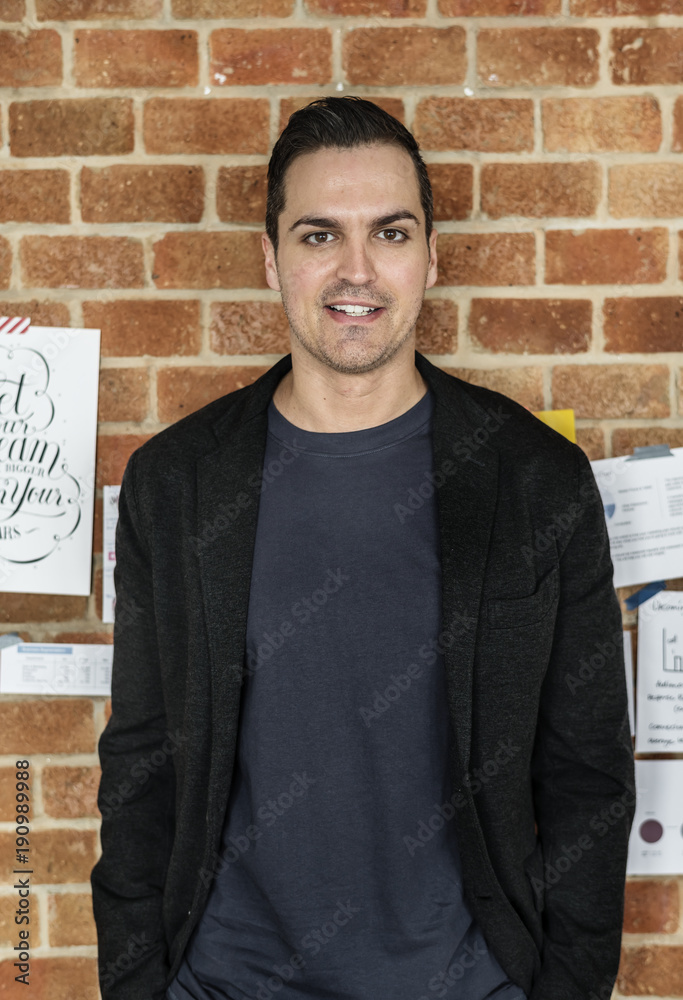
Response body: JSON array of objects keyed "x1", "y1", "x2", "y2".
[
  {"x1": 612, "y1": 29, "x2": 683, "y2": 86},
  {"x1": 158, "y1": 365, "x2": 269, "y2": 423},
  {"x1": 0, "y1": 300, "x2": 69, "y2": 326},
  {"x1": 0, "y1": 29, "x2": 61, "y2": 86},
  {"x1": 415, "y1": 299, "x2": 458, "y2": 355},
  {"x1": 478, "y1": 29, "x2": 599, "y2": 88},
  {"x1": 43, "y1": 765, "x2": 101, "y2": 819},
  {"x1": 153, "y1": 232, "x2": 266, "y2": 290},
  {"x1": 470, "y1": 299, "x2": 591, "y2": 354},
  {"x1": 440, "y1": 0, "x2": 558, "y2": 11},
  {"x1": 0, "y1": 829, "x2": 97, "y2": 884},
  {"x1": 173, "y1": 0, "x2": 291, "y2": 11},
  {"x1": 672, "y1": 97, "x2": 683, "y2": 152},
  {"x1": 98, "y1": 368, "x2": 150, "y2": 423},
  {"x1": 604, "y1": 297, "x2": 683, "y2": 353},
  {"x1": 415, "y1": 98, "x2": 533, "y2": 153},
  {"x1": 0, "y1": 170, "x2": 69, "y2": 223},
  {"x1": 144, "y1": 98, "x2": 269, "y2": 155},
  {"x1": 279, "y1": 96, "x2": 404, "y2": 133},
  {"x1": 428, "y1": 165, "x2": 473, "y2": 222},
  {"x1": 573, "y1": 0, "x2": 683, "y2": 11},
  {"x1": 610, "y1": 165, "x2": 683, "y2": 218},
  {"x1": 210, "y1": 28, "x2": 331, "y2": 86},
  {"x1": 482, "y1": 162, "x2": 600, "y2": 219},
  {"x1": 0, "y1": 0, "x2": 25, "y2": 19},
  {"x1": 0, "y1": 957, "x2": 98, "y2": 999},
  {"x1": 546, "y1": 229, "x2": 667, "y2": 285},
  {"x1": 308, "y1": 0, "x2": 425, "y2": 12},
  {"x1": 74, "y1": 30, "x2": 198, "y2": 88},
  {"x1": 83, "y1": 300, "x2": 201, "y2": 357},
  {"x1": 81, "y1": 166, "x2": 204, "y2": 224},
  {"x1": 543, "y1": 97, "x2": 661, "y2": 153},
  {"x1": 575, "y1": 427, "x2": 604, "y2": 461},
  {"x1": 344, "y1": 27, "x2": 465, "y2": 86},
  {"x1": 436, "y1": 234, "x2": 535, "y2": 287},
  {"x1": 0, "y1": 237, "x2": 11, "y2": 290},
  {"x1": 445, "y1": 366, "x2": 544, "y2": 410},
  {"x1": 0, "y1": 892, "x2": 40, "y2": 948},
  {"x1": 0, "y1": 593, "x2": 87, "y2": 624},
  {"x1": 623, "y1": 880, "x2": 679, "y2": 934},
  {"x1": 210, "y1": 301, "x2": 289, "y2": 355},
  {"x1": 21, "y1": 236, "x2": 144, "y2": 289},
  {"x1": 552, "y1": 364, "x2": 669, "y2": 418},
  {"x1": 618, "y1": 947, "x2": 683, "y2": 995},
  {"x1": 0, "y1": 700, "x2": 94, "y2": 753},
  {"x1": 217, "y1": 166, "x2": 267, "y2": 224},
  {"x1": 48, "y1": 893, "x2": 97, "y2": 947},
  {"x1": 10, "y1": 98, "x2": 134, "y2": 157},
  {"x1": 96, "y1": 434, "x2": 153, "y2": 488},
  {"x1": 612, "y1": 426, "x2": 683, "y2": 457},
  {"x1": 48, "y1": 630, "x2": 112, "y2": 643},
  {"x1": 37, "y1": 0, "x2": 161, "y2": 16}
]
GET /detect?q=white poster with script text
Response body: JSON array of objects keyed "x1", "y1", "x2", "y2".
[{"x1": 0, "y1": 326, "x2": 100, "y2": 595}]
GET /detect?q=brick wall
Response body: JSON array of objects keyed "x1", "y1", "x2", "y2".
[{"x1": 0, "y1": 0, "x2": 681, "y2": 996}]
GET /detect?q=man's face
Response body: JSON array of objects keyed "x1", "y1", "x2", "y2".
[{"x1": 262, "y1": 142, "x2": 438, "y2": 376}]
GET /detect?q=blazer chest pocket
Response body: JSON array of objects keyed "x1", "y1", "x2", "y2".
[{"x1": 486, "y1": 566, "x2": 559, "y2": 630}]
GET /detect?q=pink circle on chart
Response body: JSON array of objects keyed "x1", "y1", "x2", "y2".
[{"x1": 639, "y1": 819, "x2": 664, "y2": 844}]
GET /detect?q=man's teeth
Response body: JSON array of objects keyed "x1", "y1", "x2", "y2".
[{"x1": 329, "y1": 305, "x2": 378, "y2": 315}]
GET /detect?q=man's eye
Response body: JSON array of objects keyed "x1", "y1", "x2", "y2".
[
  {"x1": 304, "y1": 232, "x2": 334, "y2": 245},
  {"x1": 378, "y1": 229, "x2": 407, "y2": 242}
]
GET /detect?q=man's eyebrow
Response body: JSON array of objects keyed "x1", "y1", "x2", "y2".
[{"x1": 288, "y1": 211, "x2": 421, "y2": 233}]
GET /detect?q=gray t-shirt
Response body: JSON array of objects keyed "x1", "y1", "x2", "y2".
[{"x1": 167, "y1": 389, "x2": 526, "y2": 1000}]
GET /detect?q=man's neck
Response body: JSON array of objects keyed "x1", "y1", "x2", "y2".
[{"x1": 271, "y1": 351, "x2": 428, "y2": 433}]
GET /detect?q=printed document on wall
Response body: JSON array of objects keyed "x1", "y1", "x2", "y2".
[
  {"x1": 0, "y1": 326, "x2": 100, "y2": 595},
  {"x1": 590, "y1": 449, "x2": 683, "y2": 588},
  {"x1": 635, "y1": 591, "x2": 683, "y2": 753},
  {"x1": 627, "y1": 760, "x2": 683, "y2": 875}
]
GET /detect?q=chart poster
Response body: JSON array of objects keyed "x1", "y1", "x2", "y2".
[
  {"x1": 0, "y1": 642, "x2": 112, "y2": 696},
  {"x1": 627, "y1": 760, "x2": 683, "y2": 875},
  {"x1": 635, "y1": 591, "x2": 683, "y2": 753},
  {"x1": 0, "y1": 324, "x2": 100, "y2": 596}
]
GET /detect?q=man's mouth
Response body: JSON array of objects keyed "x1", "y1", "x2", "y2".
[{"x1": 326, "y1": 304, "x2": 381, "y2": 316}]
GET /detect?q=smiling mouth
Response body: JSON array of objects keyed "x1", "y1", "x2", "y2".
[{"x1": 327, "y1": 305, "x2": 381, "y2": 316}]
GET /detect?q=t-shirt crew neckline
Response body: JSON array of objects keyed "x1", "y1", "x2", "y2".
[{"x1": 266, "y1": 388, "x2": 434, "y2": 458}]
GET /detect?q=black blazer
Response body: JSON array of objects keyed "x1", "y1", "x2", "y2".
[{"x1": 91, "y1": 351, "x2": 635, "y2": 1000}]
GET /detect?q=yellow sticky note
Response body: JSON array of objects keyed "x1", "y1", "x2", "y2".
[{"x1": 532, "y1": 409, "x2": 576, "y2": 443}]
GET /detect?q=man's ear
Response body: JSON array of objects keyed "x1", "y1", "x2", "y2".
[
  {"x1": 262, "y1": 232, "x2": 281, "y2": 292},
  {"x1": 425, "y1": 228, "x2": 438, "y2": 290}
]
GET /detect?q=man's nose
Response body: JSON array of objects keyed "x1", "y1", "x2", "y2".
[{"x1": 335, "y1": 237, "x2": 377, "y2": 286}]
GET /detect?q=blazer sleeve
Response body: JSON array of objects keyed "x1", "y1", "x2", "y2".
[
  {"x1": 91, "y1": 451, "x2": 175, "y2": 1000},
  {"x1": 529, "y1": 447, "x2": 635, "y2": 1000}
]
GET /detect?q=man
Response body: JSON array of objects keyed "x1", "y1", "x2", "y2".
[{"x1": 91, "y1": 97, "x2": 634, "y2": 1000}]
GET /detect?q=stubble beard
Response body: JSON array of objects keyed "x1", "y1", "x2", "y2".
[{"x1": 278, "y1": 284, "x2": 426, "y2": 377}]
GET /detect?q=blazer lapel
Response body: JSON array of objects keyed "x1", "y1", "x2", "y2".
[
  {"x1": 416, "y1": 352, "x2": 500, "y2": 776},
  {"x1": 195, "y1": 355, "x2": 293, "y2": 828}
]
